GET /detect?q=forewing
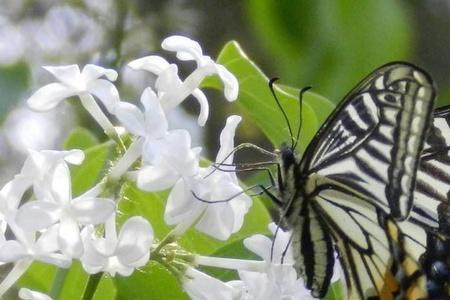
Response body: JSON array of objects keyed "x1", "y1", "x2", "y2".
[{"x1": 301, "y1": 62, "x2": 435, "y2": 220}]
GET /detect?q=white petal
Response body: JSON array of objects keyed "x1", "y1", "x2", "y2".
[
  {"x1": 140, "y1": 87, "x2": 168, "y2": 137},
  {"x1": 164, "y1": 178, "x2": 203, "y2": 225},
  {"x1": 0, "y1": 240, "x2": 28, "y2": 262},
  {"x1": 128, "y1": 55, "x2": 170, "y2": 74},
  {"x1": 35, "y1": 253, "x2": 72, "y2": 268},
  {"x1": 70, "y1": 197, "x2": 115, "y2": 225},
  {"x1": 50, "y1": 164, "x2": 71, "y2": 204},
  {"x1": 80, "y1": 227, "x2": 108, "y2": 273},
  {"x1": 82, "y1": 64, "x2": 118, "y2": 82},
  {"x1": 229, "y1": 193, "x2": 252, "y2": 233},
  {"x1": 155, "y1": 64, "x2": 181, "y2": 93},
  {"x1": 216, "y1": 115, "x2": 241, "y2": 164},
  {"x1": 215, "y1": 64, "x2": 239, "y2": 101},
  {"x1": 243, "y1": 234, "x2": 273, "y2": 262},
  {"x1": 161, "y1": 36, "x2": 203, "y2": 62},
  {"x1": 192, "y1": 89, "x2": 209, "y2": 126},
  {"x1": 19, "y1": 288, "x2": 53, "y2": 300},
  {"x1": 183, "y1": 267, "x2": 237, "y2": 300},
  {"x1": 35, "y1": 224, "x2": 61, "y2": 254},
  {"x1": 86, "y1": 79, "x2": 120, "y2": 112},
  {"x1": 137, "y1": 165, "x2": 179, "y2": 192},
  {"x1": 43, "y1": 65, "x2": 81, "y2": 87},
  {"x1": 195, "y1": 203, "x2": 235, "y2": 240},
  {"x1": 15, "y1": 201, "x2": 60, "y2": 232},
  {"x1": 0, "y1": 176, "x2": 32, "y2": 212},
  {"x1": 27, "y1": 83, "x2": 76, "y2": 111},
  {"x1": 116, "y1": 216, "x2": 153, "y2": 265},
  {"x1": 63, "y1": 149, "x2": 85, "y2": 165},
  {"x1": 114, "y1": 102, "x2": 146, "y2": 136},
  {"x1": 58, "y1": 219, "x2": 83, "y2": 258}
]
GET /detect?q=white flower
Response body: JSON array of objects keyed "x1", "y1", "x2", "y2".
[
  {"x1": 194, "y1": 223, "x2": 315, "y2": 300},
  {"x1": 27, "y1": 64, "x2": 118, "y2": 111},
  {"x1": 15, "y1": 161, "x2": 115, "y2": 258},
  {"x1": 111, "y1": 87, "x2": 201, "y2": 190},
  {"x1": 128, "y1": 35, "x2": 238, "y2": 126},
  {"x1": 183, "y1": 267, "x2": 238, "y2": 300},
  {"x1": 0, "y1": 224, "x2": 71, "y2": 268},
  {"x1": 19, "y1": 149, "x2": 84, "y2": 201},
  {"x1": 26, "y1": 64, "x2": 119, "y2": 136},
  {"x1": 237, "y1": 223, "x2": 312, "y2": 300},
  {"x1": 19, "y1": 288, "x2": 53, "y2": 300},
  {"x1": 80, "y1": 214, "x2": 153, "y2": 276},
  {"x1": 164, "y1": 115, "x2": 252, "y2": 240}
]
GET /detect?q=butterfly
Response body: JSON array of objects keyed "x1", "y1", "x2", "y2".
[
  {"x1": 412, "y1": 106, "x2": 450, "y2": 298},
  {"x1": 267, "y1": 62, "x2": 437, "y2": 299}
]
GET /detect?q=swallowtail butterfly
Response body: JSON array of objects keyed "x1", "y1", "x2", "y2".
[
  {"x1": 413, "y1": 106, "x2": 450, "y2": 298},
  {"x1": 270, "y1": 62, "x2": 436, "y2": 299}
]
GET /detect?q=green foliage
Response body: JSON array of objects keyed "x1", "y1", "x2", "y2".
[
  {"x1": 64, "y1": 128, "x2": 113, "y2": 196},
  {"x1": 246, "y1": 1, "x2": 413, "y2": 101},
  {"x1": 203, "y1": 41, "x2": 334, "y2": 151},
  {"x1": 64, "y1": 127, "x2": 100, "y2": 150}
]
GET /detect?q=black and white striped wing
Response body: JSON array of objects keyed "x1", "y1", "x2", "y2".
[
  {"x1": 413, "y1": 105, "x2": 450, "y2": 231},
  {"x1": 309, "y1": 187, "x2": 428, "y2": 299},
  {"x1": 294, "y1": 62, "x2": 435, "y2": 298},
  {"x1": 301, "y1": 62, "x2": 435, "y2": 220}
]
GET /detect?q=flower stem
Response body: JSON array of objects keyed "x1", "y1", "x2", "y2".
[
  {"x1": 0, "y1": 259, "x2": 32, "y2": 298},
  {"x1": 49, "y1": 268, "x2": 69, "y2": 299},
  {"x1": 81, "y1": 273, "x2": 103, "y2": 300},
  {"x1": 195, "y1": 255, "x2": 266, "y2": 272},
  {"x1": 79, "y1": 93, "x2": 126, "y2": 151}
]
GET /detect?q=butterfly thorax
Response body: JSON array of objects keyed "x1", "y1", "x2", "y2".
[{"x1": 276, "y1": 145, "x2": 309, "y2": 226}]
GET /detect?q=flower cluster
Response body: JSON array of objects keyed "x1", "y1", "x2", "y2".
[{"x1": 0, "y1": 36, "x2": 321, "y2": 299}]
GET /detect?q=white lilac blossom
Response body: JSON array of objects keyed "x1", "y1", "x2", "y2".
[
  {"x1": 183, "y1": 267, "x2": 239, "y2": 300},
  {"x1": 19, "y1": 288, "x2": 53, "y2": 300},
  {"x1": 19, "y1": 149, "x2": 85, "y2": 201},
  {"x1": 26, "y1": 64, "x2": 120, "y2": 137},
  {"x1": 164, "y1": 115, "x2": 252, "y2": 240},
  {"x1": 111, "y1": 87, "x2": 201, "y2": 189},
  {"x1": 0, "y1": 223, "x2": 71, "y2": 268},
  {"x1": 80, "y1": 214, "x2": 153, "y2": 276},
  {"x1": 128, "y1": 35, "x2": 238, "y2": 126},
  {"x1": 193, "y1": 223, "x2": 318, "y2": 300},
  {"x1": 16, "y1": 160, "x2": 115, "y2": 258}
]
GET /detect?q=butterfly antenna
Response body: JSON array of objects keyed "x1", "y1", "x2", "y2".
[
  {"x1": 293, "y1": 86, "x2": 312, "y2": 150},
  {"x1": 269, "y1": 78, "x2": 295, "y2": 149}
]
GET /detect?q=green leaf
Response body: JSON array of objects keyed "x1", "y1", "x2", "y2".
[
  {"x1": 69, "y1": 142, "x2": 112, "y2": 196},
  {"x1": 64, "y1": 127, "x2": 100, "y2": 150},
  {"x1": 115, "y1": 262, "x2": 188, "y2": 300},
  {"x1": 323, "y1": 281, "x2": 345, "y2": 300},
  {"x1": 18, "y1": 262, "x2": 56, "y2": 293},
  {"x1": 203, "y1": 41, "x2": 334, "y2": 150}
]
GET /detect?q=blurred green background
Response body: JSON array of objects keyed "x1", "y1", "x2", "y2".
[{"x1": 0, "y1": 0, "x2": 449, "y2": 174}]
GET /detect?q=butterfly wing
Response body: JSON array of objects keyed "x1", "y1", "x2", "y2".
[
  {"x1": 309, "y1": 186, "x2": 427, "y2": 299},
  {"x1": 413, "y1": 105, "x2": 450, "y2": 232},
  {"x1": 301, "y1": 62, "x2": 436, "y2": 220},
  {"x1": 290, "y1": 62, "x2": 435, "y2": 298}
]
